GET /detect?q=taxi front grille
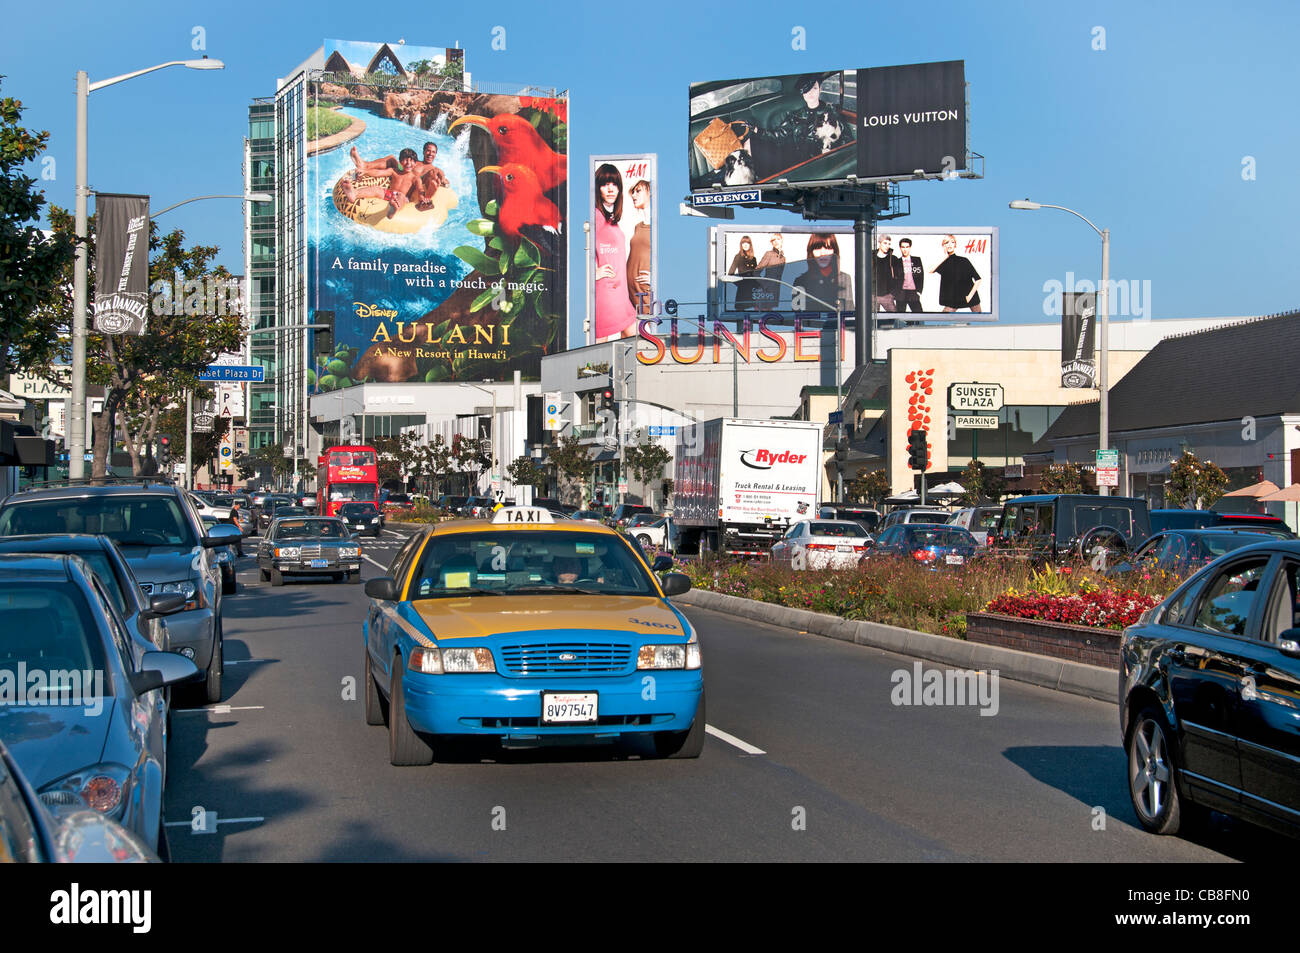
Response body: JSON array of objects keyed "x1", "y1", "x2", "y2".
[{"x1": 499, "y1": 643, "x2": 633, "y2": 676}]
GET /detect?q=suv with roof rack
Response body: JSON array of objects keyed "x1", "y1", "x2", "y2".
[{"x1": 0, "y1": 480, "x2": 240, "y2": 703}]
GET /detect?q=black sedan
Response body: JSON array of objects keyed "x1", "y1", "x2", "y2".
[
  {"x1": 1120, "y1": 539, "x2": 1300, "y2": 839},
  {"x1": 257, "y1": 517, "x2": 363, "y2": 585},
  {"x1": 338, "y1": 502, "x2": 384, "y2": 537},
  {"x1": 1107, "y1": 528, "x2": 1276, "y2": 579}
]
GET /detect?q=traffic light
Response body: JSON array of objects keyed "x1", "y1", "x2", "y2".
[
  {"x1": 601, "y1": 387, "x2": 616, "y2": 416},
  {"x1": 314, "y1": 310, "x2": 335, "y2": 355},
  {"x1": 907, "y1": 429, "x2": 928, "y2": 471},
  {"x1": 158, "y1": 435, "x2": 172, "y2": 469}
]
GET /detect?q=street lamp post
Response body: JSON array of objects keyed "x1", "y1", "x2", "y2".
[
  {"x1": 459, "y1": 382, "x2": 496, "y2": 497},
  {"x1": 721, "y1": 274, "x2": 846, "y2": 497},
  {"x1": 246, "y1": 322, "x2": 324, "y2": 491},
  {"x1": 1009, "y1": 199, "x2": 1111, "y2": 495},
  {"x1": 69, "y1": 56, "x2": 225, "y2": 481}
]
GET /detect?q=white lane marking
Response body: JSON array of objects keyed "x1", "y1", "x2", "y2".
[
  {"x1": 705, "y1": 724, "x2": 766, "y2": 755},
  {"x1": 224, "y1": 659, "x2": 274, "y2": 665},
  {"x1": 382, "y1": 529, "x2": 407, "y2": 539},
  {"x1": 363, "y1": 554, "x2": 388, "y2": 571},
  {"x1": 177, "y1": 705, "x2": 265, "y2": 714},
  {"x1": 165, "y1": 816, "x2": 265, "y2": 829}
]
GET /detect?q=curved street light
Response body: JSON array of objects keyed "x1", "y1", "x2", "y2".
[
  {"x1": 1009, "y1": 198, "x2": 1112, "y2": 495},
  {"x1": 70, "y1": 56, "x2": 226, "y2": 480}
]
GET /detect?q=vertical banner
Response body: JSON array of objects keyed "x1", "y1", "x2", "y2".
[
  {"x1": 1061, "y1": 291, "x2": 1097, "y2": 388},
  {"x1": 591, "y1": 154, "x2": 657, "y2": 344},
  {"x1": 93, "y1": 193, "x2": 151, "y2": 335}
]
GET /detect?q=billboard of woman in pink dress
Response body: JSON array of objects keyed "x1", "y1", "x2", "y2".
[{"x1": 593, "y1": 163, "x2": 636, "y2": 343}]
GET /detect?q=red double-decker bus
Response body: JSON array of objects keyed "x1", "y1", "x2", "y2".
[{"x1": 317, "y1": 445, "x2": 379, "y2": 517}]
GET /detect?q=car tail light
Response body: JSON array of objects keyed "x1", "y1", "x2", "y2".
[
  {"x1": 806, "y1": 543, "x2": 835, "y2": 552},
  {"x1": 912, "y1": 549, "x2": 936, "y2": 562},
  {"x1": 853, "y1": 545, "x2": 867, "y2": 552}
]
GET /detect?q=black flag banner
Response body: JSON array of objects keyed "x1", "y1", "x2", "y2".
[
  {"x1": 93, "y1": 193, "x2": 151, "y2": 335},
  {"x1": 1061, "y1": 291, "x2": 1096, "y2": 388}
]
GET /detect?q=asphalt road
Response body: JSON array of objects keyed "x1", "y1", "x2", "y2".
[{"x1": 162, "y1": 530, "x2": 1269, "y2": 862}]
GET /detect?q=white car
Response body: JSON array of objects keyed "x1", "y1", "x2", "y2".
[
  {"x1": 630, "y1": 517, "x2": 676, "y2": 552},
  {"x1": 770, "y1": 520, "x2": 873, "y2": 570},
  {"x1": 187, "y1": 492, "x2": 232, "y2": 521},
  {"x1": 948, "y1": 505, "x2": 1003, "y2": 546}
]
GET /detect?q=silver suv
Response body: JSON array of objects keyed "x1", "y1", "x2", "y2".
[{"x1": 0, "y1": 482, "x2": 240, "y2": 703}]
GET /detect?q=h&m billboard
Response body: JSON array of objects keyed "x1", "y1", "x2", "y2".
[
  {"x1": 307, "y1": 40, "x2": 566, "y2": 390},
  {"x1": 688, "y1": 61, "x2": 967, "y2": 192},
  {"x1": 590, "y1": 154, "x2": 658, "y2": 345}
]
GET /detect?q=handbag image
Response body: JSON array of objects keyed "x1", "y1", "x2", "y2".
[{"x1": 693, "y1": 118, "x2": 751, "y2": 170}]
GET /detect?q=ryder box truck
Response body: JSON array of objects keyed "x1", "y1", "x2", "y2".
[{"x1": 673, "y1": 418, "x2": 823, "y2": 555}]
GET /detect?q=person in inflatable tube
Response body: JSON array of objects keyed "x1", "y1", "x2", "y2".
[{"x1": 344, "y1": 144, "x2": 447, "y2": 215}]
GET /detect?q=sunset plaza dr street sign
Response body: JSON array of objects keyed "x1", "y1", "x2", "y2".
[
  {"x1": 198, "y1": 365, "x2": 264, "y2": 383},
  {"x1": 949, "y1": 382, "x2": 1004, "y2": 413}
]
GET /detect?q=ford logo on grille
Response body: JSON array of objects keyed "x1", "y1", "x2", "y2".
[{"x1": 558, "y1": 653, "x2": 577, "y2": 661}]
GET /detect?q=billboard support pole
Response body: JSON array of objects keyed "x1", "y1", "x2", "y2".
[{"x1": 855, "y1": 215, "x2": 873, "y2": 367}]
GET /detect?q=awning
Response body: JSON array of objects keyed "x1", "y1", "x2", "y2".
[
  {"x1": 1259, "y1": 483, "x2": 1300, "y2": 502},
  {"x1": 1223, "y1": 480, "x2": 1280, "y2": 498}
]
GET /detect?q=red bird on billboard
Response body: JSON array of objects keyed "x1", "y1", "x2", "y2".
[
  {"x1": 449, "y1": 113, "x2": 566, "y2": 193},
  {"x1": 480, "y1": 164, "x2": 561, "y2": 240}
]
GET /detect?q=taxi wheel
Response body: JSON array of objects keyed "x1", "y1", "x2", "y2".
[
  {"x1": 364, "y1": 646, "x2": 388, "y2": 726},
  {"x1": 654, "y1": 690, "x2": 705, "y2": 759},
  {"x1": 388, "y1": 658, "x2": 435, "y2": 765},
  {"x1": 270, "y1": 569, "x2": 284, "y2": 587}
]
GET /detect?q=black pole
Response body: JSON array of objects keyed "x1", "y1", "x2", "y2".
[{"x1": 854, "y1": 215, "x2": 874, "y2": 367}]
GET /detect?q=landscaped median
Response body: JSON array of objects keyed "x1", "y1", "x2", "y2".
[{"x1": 673, "y1": 556, "x2": 1174, "y2": 701}]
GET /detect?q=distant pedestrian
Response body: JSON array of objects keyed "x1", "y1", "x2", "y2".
[{"x1": 229, "y1": 499, "x2": 245, "y2": 556}]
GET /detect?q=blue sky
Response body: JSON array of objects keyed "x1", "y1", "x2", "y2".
[{"x1": 6, "y1": 0, "x2": 1299, "y2": 346}]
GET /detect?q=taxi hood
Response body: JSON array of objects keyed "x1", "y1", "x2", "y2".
[{"x1": 410, "y1": 594, "x2": 688, "y2": 641}]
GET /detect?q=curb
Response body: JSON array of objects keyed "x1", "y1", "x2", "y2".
[{"x1": 676, "y1": 588, "x2": 1117, "y2": 704}]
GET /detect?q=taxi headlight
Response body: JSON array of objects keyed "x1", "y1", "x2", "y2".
[
  {"x1": 638, "y1": 644, "x2": 687, "y2": 670},
  {"x1": 440, "y1": 647, "x2": 496, "y2": 673},
  {"x1": 275, "y1": 546, "x2": 301, "y2": 559}
]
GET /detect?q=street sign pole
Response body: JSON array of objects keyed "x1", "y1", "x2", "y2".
[{"x1": 185, "y1": 390, "x2": 192, "y2": 490}]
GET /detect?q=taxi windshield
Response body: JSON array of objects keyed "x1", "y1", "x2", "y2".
[{"x1": 408, "y1": 530, "x2": 656, "y2": 598}]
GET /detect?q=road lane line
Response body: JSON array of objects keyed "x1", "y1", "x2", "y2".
[
  {"x1": 177, "y1": 705, "x2": 266, "y2": 714},
  {"x1": 363, "y1": 554, "x2": 389, "y2": 571},
  {"x1": 705, "y1": 724, "x2": 766, "y2": 755},
  {"x1": 224, "y1": 659, "x2": 274, "y2": 665}
]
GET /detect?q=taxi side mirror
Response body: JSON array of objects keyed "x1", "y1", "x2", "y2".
[
  {"x1": 365, "y1": 577, "x2": 399, "y2": 601},
  {"x1": 660, "y1": 572, "x2": 691, "y2": 597}
]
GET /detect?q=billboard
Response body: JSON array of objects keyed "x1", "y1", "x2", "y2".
[
  {"x1": 590, "y1": 154, "x2": 657, "y2": 345},
  {"x1": 307, "y1": 41, "x2": 566, "y2": 389},
  {"x1": 93, "y1": 193, "x2": 151, "y2": 335},
  {"x1": 688, "y1": 61, "x2": 966, "y2": 192},
  {"x1": 714, "y1": 226, "x2": 857, "y2": 314},
  {"x1": 710, "y1": 225, "x2": 996, "y2": 322}
]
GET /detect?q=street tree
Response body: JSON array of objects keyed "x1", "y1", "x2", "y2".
[
  {"x1": 958, "y1": 459, "x2": 1006, "y2": 506},
  {"x1": 507, "y1": 455, "x2": 547, "y2": 489},
  {"x1": 451, "y1": 432, "x2": 491, "y2": 489},
  {"x1": 1167, "y1": 450, "x2": 1228, "y2": 510},
  {"x1": 546, "y1": 434, "x2": 592, "y2": 505},
  {"x1": 45, "y1": 206, "x2": 244, "y2": 477},
  {"x1": 1039, "y1": 462, "x2": 1089, "y2": 495},
  {"x1": 846, "y1": 468, "x2": 890, "y2": 505},
  {"x1": 0, "y1": 80, "x2": 73, "y2": 379}
]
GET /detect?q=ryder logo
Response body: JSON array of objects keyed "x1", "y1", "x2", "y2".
[{"x1": 740, "y1": 448, "x2": 809, "y2": 469}]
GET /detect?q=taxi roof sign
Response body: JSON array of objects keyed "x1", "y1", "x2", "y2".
[{"x1": 491, "y1": 506, "x2": 554, "y2": 525}]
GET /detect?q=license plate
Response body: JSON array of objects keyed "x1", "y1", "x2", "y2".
[
  {"x1": 836, "y1": 545, "x2": 853, "y2": 552},
  {"x1": 541, "y1": 692, "x2": 598, "y2": 724},
  {"x1": 311, "y1": 559, "x2": 329, "y2": 568},
  {"x1": 945, "y1": 554, "x2": 964, "y2": 565}
]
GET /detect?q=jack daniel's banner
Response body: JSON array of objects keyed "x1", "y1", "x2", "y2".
[
  {"x1": 1061, "y1": 291, "x2": 1097, "y2": 388},
  {"x1": 93, "y1": 193, "x2": 151, "y2": 335}
]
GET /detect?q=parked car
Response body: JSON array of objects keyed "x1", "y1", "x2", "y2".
[
  {"x1": 436, "y1": 495, "x2": 470, "y2": 515},
  {"x1": 1150, "y1": 509, "x2": 1295, "y2": 536},
  {"x1": 1120, "y1": 538, "x2": 1300, "y2": 838},
  {"x1": 186, "y1": 491, "x2": 231, "y2": 522},
  {"x1": 385, "y1": 493, "x2": 416, "y2": 511},
  {"x1": 533, "y1": 497, "x2": 578, "y2": 515},
  {"x1": 630, "y1": 516, "x2": 677, "y2": 552},
  {"x1": 0, "y1": 553, "x2": 199, "y2": 857},
  {"x1": 1107, "y1": 529, "x2": 1276, "y2": 579},
  {"x1": 255, "y1": 495, "x2": 298, "y2": 534},
  {"x1": 771, "y1": 520, "x2": 874, "y2": 570},
  {"x1": 571, "y1": 510, "x2": 607, "y2": 523},
  {"x1": 948, "y1": 505, "x2": 1005, "y2": 546},
  {"x1": 624, "y1": 513, "x2": 662, "y2": 531},
  {"x1": 0, "y1": 483, "x2": 238, "y2": 704},
  {"x1": 199, "y1": 516, "x2": 239, "y2": 594},
  {"x1": 257, "y1": 516, "x2": 363, "y2": 585},
  {"x1": 869, "y1": 524, "x2": 980, "y2": 569},
  {"x1": 818, "y1": 504, "x2": 881, "y2": 535},
  {"x1": 339, "y1": 502, "x2": 384, "y2": 537},
  {"x1": 0, "y1": 736, "x2": 158, "y2": 862},
  {"x1": 989, "y1": 494, "x2": 1151, "y2": 567},
  {"x1": 879, "y1": 507, "x2": 952, "y2": 530},
  {"x1": 609, "y1": 503, "x2": 654, "y2": 528}
]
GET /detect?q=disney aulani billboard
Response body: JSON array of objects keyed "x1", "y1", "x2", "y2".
[{"x1": 307, "y1": 40, "x2": 567, "y2": 389}]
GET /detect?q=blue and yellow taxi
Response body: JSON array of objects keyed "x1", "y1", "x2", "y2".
[{"x1": 362, "y1": 507, "x2": 704, "y2": 764}]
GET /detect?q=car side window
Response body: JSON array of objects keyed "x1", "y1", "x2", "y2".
[
  {"x1": 1192, "y1": 556, "x2": 1273, "y2": 637},
  {"x1": 1260, "y1": 559, "x2": 1300, "y2": 644},
  {"x1": 1036, "y1": 505, "x2": 1054, "y2": 537},
  {"x1": 91, "y1": 576, "x2": 135, "y2": 675}
]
